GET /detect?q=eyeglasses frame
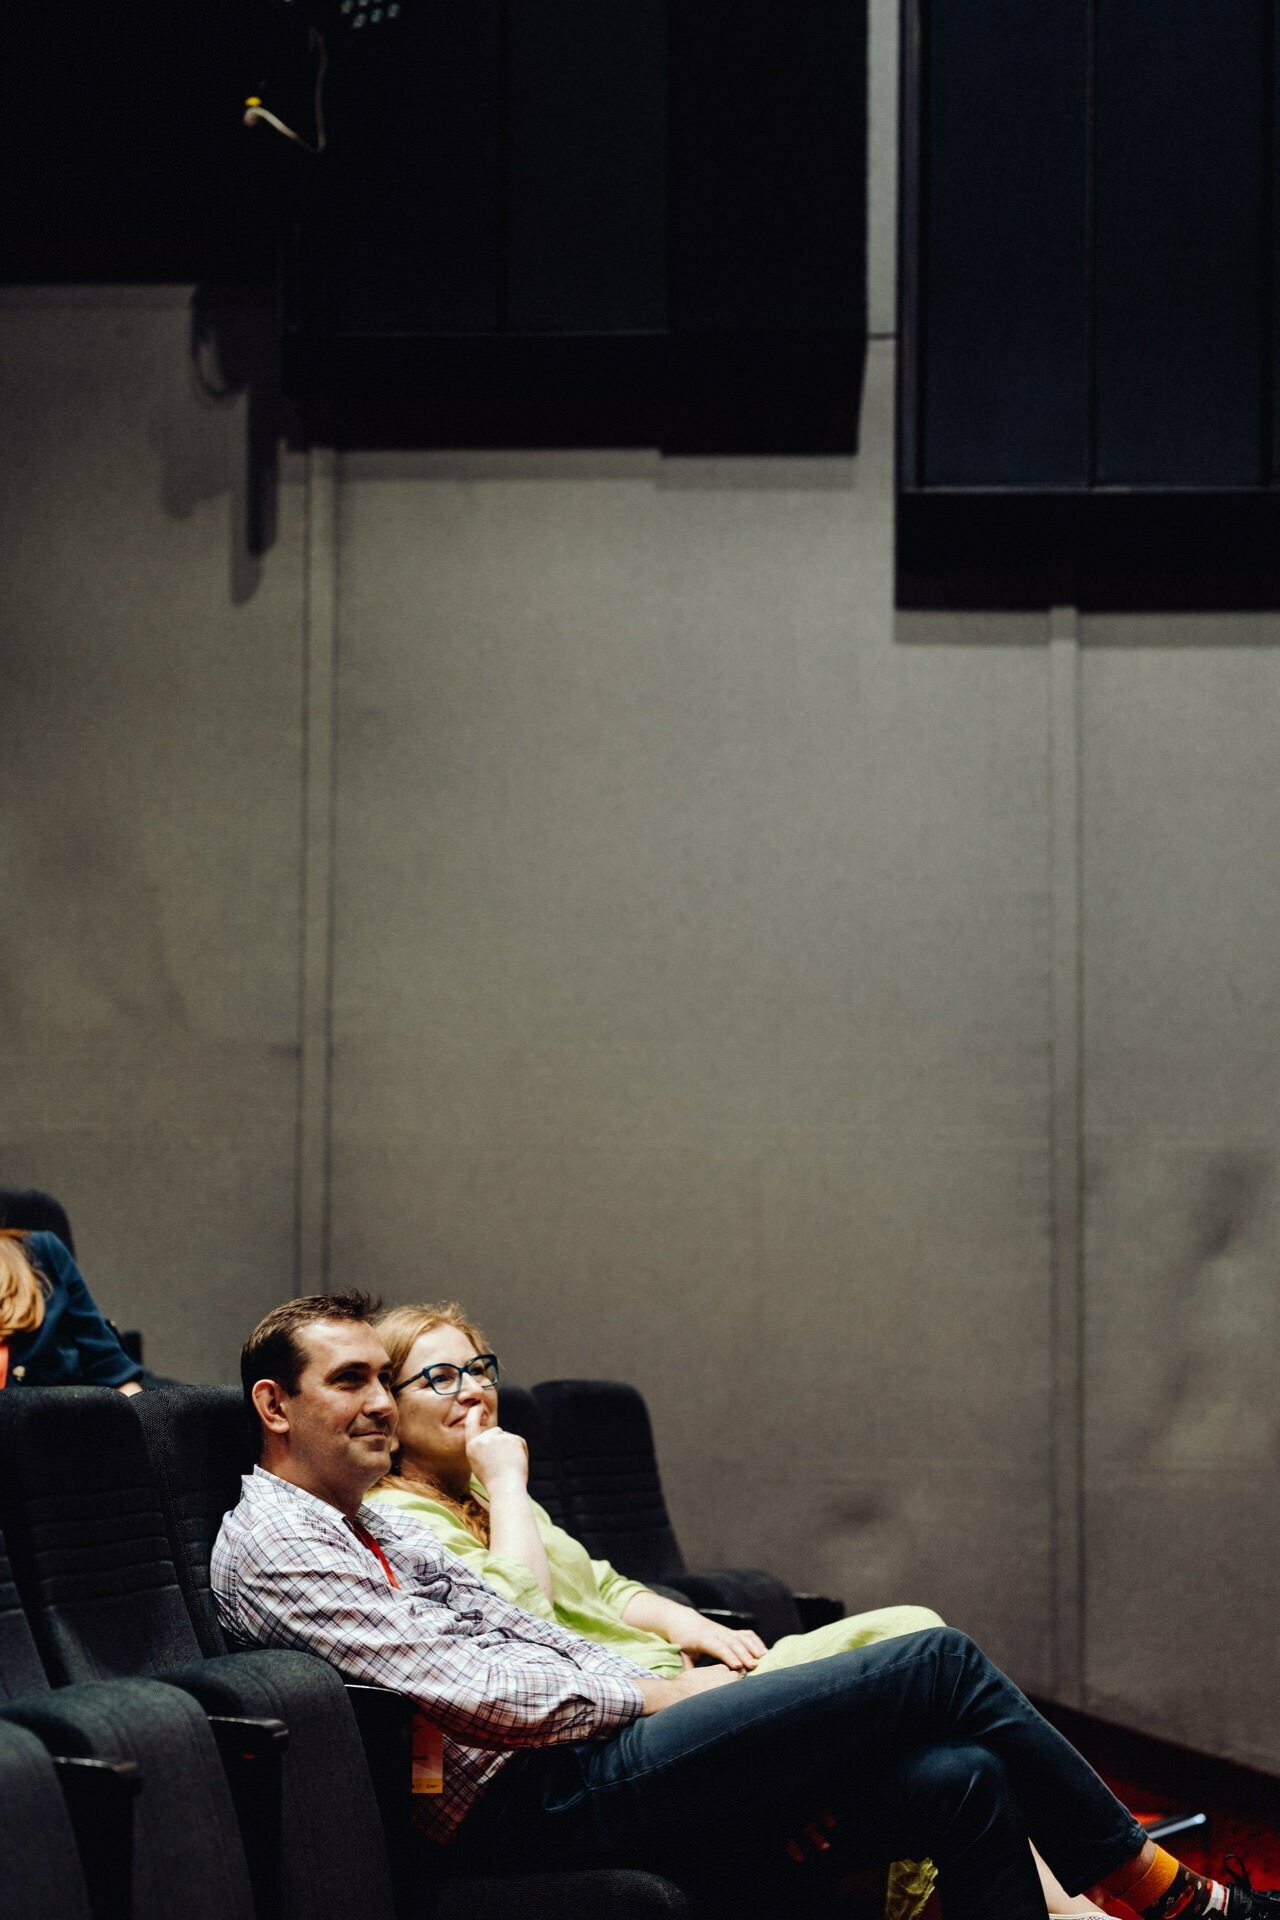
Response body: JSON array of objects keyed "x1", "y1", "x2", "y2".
[{"x1": 390, "y1": 1353, "x2": 501, "y2": 1398}]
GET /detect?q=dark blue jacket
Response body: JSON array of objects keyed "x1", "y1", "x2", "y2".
[{"x1": 7, "y1": 1231, "x2": 142, "y2": 1388}]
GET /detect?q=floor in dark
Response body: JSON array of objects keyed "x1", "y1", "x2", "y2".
[{"x1": 1040, "y1": 1701, "x2": 1280, "y2": 1899}]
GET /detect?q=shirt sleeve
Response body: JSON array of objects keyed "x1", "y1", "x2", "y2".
[
  {"x1": 435, "y1": 1508, "x2": 556, "y2": 1620},
  {"x1": 33, "y1": 1234, "x2": 142, "y2": 1387},
  {"x1": 226, "y1": 1515, "x2": 645, "y2": 1749},
  {"x1": 589, "y1": 1555, "x2": 650, "y2": 1620}
]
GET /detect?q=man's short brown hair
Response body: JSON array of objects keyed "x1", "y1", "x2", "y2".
[{"x1": 240, "y1": 1291, "x2": 383, "y2": 1433}]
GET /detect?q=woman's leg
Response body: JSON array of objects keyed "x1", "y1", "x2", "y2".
[{"x1": 754, "y1": 1604, "x2": 946, "y2": 1673}]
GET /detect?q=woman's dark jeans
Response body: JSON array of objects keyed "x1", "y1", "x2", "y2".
[{"x1": 452, "y1": 1628, "x2": 1146, "y2": 1920}]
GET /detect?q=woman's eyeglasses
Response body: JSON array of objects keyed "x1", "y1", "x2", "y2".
[{"x1": 391, "y1": 1354, "x2": 500, "y2": 1398}]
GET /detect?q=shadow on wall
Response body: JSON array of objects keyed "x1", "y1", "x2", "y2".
[
  {"x1": 149, "y1": 287, "x2": 295, "y2": 607},
  {"x1": 1088, "y1": 1146, "x2": 1279, "y2": 1468}
]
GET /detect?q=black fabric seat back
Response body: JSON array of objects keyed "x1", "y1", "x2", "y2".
[
  {"x1": 532, "y1": 1379, "x2": 805, "y2": 1644},
  {"x1": 0, "y1": 1186, "x2": 76, "y2": 1252},
  {"x1": 0, "y1": 1388, "x2": 201, "y2": 1683},
  {"x1": 0, "y1": 1521, "x2": 50, "y2": 1702},
  {"x1": 130, "y1": 1386, "x2": 251, "y2": 1657},
  {"x1": 497, "y1": 1383, "x2": 565, "y2": 1525},
  {"x1": 0, "y1": 1515, "x2": 259, "y2": 1920},
  {"x1": 0, "y1": 1716, "x2": 94, "y2": 1920},
  {"x1": 531, "y1": 1381, "x2": 686, "y2": 1583},
  {"x1": 2, "y1": 1675, "x2": 256, "y2": 1920}
]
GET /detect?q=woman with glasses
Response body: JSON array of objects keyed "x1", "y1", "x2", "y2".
[
  {"x1": 371, "y1": 1300, "x2": 942, "y2": 1674},
  {"x1": 368, "y1": 1300, "x2": 956, "y2": 1920}
]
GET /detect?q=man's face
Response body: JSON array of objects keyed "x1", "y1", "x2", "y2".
[{"x1": 271, "y1": 1318, "x2": 397, "y2": 1511}]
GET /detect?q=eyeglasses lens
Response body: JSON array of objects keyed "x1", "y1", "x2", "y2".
[{"x1": 424, "y1": 1357, "x2": 499, "y2": 1395}]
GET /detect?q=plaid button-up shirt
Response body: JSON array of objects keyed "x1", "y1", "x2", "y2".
[{"x1": 213, "y1": 1467, "x2": 647, "y2": 1842}]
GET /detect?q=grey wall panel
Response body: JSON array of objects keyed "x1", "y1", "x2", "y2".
[
  {"x1": 0, "y1": 289, "x2": 307, "y2": 1384},
  {"x1": 1080, "y1": 631, "x2": 1280, "y2": 1770},
  {"x1": 328, "y1": 346, "x2": 1058, "y2": 1686},
  {"x1": 867, "y1": 0, "x2": 899, "y2": 337}
]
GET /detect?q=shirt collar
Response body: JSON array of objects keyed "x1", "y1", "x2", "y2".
[{"x1": 244, "y1": 1464, "x2": 400, "y2": 1542}]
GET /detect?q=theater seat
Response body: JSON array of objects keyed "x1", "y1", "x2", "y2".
[
  {"x1": 0, "y1": 1516, "x2": 255, "y2": 1920},
  {"x1": 532, "y1": 1380, "x2": 842, "y2": 1645},
  {"x1": 0, "y1": 1717, "x2": 95, "y2": 1920},
  {"x1": 494, "y1": 1382, "x2": 566, "y2": 1524},
  {"x1": 0, "y1": 1386, "x2": 396, "y2": 1920}
]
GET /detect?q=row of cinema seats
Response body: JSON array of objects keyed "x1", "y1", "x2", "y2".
[
  {"x1": 0, "y1": 1377, "x2": 837, "y2": 1920},
  {"x1": 505, "y1": 1378, "x2": 843, "y2": 1643}
]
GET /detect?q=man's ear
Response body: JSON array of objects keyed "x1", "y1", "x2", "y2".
[{"x1": 251, "y1": 1377, "x2": 291, "y2": 1437}]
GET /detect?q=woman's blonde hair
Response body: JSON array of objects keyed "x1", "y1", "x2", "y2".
[
  {"x1": 372, "y1": 1301, "x2": 495, "y2": 1536},
  {"x1": 374, "y1": 1300, "x2": 492, "y2": 1384},
  {"x1": 0, "y1": 1231, "x2": 50, "y2": 1336}
]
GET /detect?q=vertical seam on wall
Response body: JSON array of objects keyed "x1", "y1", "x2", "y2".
[
  {"x1": 1048, "y1": 605, "x2": 1085, "y2": 1706},
  {"x1": 296, "y1": 446, "x2": 339, "y2": 1294}
]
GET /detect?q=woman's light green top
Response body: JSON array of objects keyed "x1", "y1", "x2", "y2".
[{"x1": 367, "y1": 1478, "x2": 688, "y2": 1675}]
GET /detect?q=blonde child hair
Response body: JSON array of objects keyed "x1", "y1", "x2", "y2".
[{"x1": 0, "y1": 1231, "x2": 50, "y2": 1335}]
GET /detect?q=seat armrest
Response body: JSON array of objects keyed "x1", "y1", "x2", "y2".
[
  {"x1": 344, "y1": 1685, "x2": 416, "y2": 1917},
  {"x1": 53, "y1": 1754, "x2": 141, "y2": 1920},
  {"x1": 664, "y1": 1569, "x2": 802, "y2": 1642},
  {"x1": 792, "y1": 1593, "x2": 844, "y2": 1632},
  {"x1": 206, "y1": 1715, "x2": 288, "y2": 1918},
  {"x1": 205, "y1": 1714, "x2": 290, "y2": 1760},
  {"x1": 694, "y1": 1608, "x2": 757, "y2": 1632}
]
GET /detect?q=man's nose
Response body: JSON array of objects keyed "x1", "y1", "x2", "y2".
[{"x1": 366, "y1": 1376, "x2": 396, "y2": 1418}]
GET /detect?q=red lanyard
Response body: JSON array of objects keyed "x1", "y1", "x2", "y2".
[
  {"x1": 349, "y1": 1516, "x2": 444, "y2": 1796},
  {"x1": 349, "y1": 1517, "x2": 400, "y2": 1588}
]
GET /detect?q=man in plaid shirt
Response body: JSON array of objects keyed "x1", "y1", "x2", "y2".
[{"x1": 213, "y1": 1292, "x2": 1278, "y2": 1920}]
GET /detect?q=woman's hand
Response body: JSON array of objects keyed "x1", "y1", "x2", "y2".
[
  {"x1": 620, "y1": 1591, "x2": 767, "y2": 1671},
  {"x1": 672, "y1": 1613, "x2": 766, "y2": 1672},
  {"x1": 463, "y1": 1404, "x2": 555, "y2": 1603},
  {"x1": 463, "y1": 1404, "x2": 530, "y2": 1492}
]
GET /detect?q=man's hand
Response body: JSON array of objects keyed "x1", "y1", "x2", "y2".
[
  {"x1": 638, "y1": 1666, "x2": 743, "y2": 1715},
  {"x1": 463, "y1": 1404, "x2": 530, "y2": 1493}
]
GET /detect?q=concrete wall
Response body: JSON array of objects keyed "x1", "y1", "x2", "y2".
[
  {"x1": 0, "y1": 288, "x2": 308, "y2": 1381},
  {"x1": 1079, "y1": 626, "x2": 1280, "y2": 1770},
  {"x1": 327, "y1": 376, "x2": 1054, "y2": 1689},
  {"x1": 3, "y1": 273, "x2": 1279, "y2": 1771}
]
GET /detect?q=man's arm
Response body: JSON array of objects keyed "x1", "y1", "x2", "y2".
[
  {"x1": 637, "y1": 1667, "x2": 744, "y2": 1715},
  {"x1": 226, "y1": 1518, "x2": 645, "y2": 1749}
]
